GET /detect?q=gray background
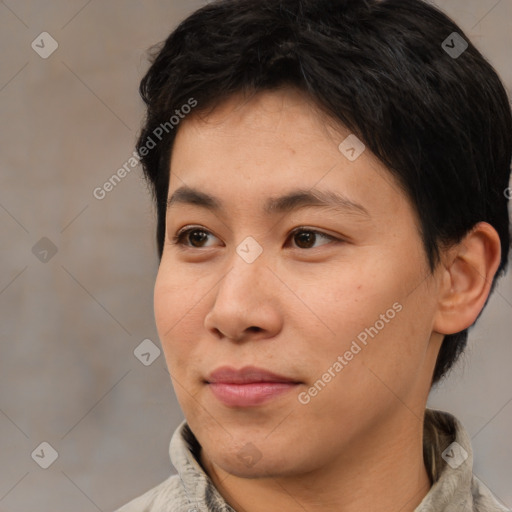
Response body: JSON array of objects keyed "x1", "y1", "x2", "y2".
[{"x1": 0, "y1": 1, "x2": 510, "y2": 510}]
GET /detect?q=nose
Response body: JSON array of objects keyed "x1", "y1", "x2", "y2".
[{"x1": 203, "y1": 252, "x2": 283, "y2": 343}]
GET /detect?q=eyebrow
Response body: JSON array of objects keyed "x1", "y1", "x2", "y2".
[{"x1": 166, "y1": 185, "x2": 371, "y2": 218}]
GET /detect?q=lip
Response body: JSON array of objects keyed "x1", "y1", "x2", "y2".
[
  {"x1": 207, "y1": 365, "x2": 298, "y2": 384},
  {"x1": 205, "y1": 366, "x2": 301, "y2": 407}
]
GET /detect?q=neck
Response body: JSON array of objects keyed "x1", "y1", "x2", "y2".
[{"x1": 200, "y1": 408, "x2": 432, "y2": 512}]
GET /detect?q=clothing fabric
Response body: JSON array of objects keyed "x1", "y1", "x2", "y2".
[{"x1": 114, "y1": 409, "x2": 509, "y2": 512}]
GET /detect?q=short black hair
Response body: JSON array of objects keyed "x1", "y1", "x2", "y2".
[{"x1": 136, "y1": 0, "x2": 512, "y2": 385}]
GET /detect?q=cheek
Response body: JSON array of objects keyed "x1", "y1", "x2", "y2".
[
  {"x1": 154, "y1": 270, "x2": 179, "y2": 340},
  {"x1": 153, "y1": 259, "x2": 209, "y2": 332},
  {"x1": 153, "y1": 267, "x2": 202, "y2": 367},
  {"x1": 304, "y1": 258, "x2": 432, "y2": 376},
  {"x1": 300, "y1": 263, "x2": 390, "y2": 342}
]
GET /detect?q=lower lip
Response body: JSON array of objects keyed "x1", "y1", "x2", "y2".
[{"x1": 207, "y1": 382, "x2": 299, "y2": 407}]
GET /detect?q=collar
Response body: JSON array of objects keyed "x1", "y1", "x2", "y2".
[{"x1": 169, "y1": 419, "x2": 236, "y2": 512}]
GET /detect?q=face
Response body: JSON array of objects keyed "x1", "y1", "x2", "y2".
[{"x1": 154, "y1": 87, "x2": 444, "y2": 479}]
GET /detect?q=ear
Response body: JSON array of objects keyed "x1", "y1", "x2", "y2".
[{"x1": 433, "y1": 222, "x2": 502, "y2": 335}]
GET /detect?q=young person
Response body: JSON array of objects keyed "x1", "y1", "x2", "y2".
[{"x1": 116, "y1": 0, "x2": 511, "y2": 510}]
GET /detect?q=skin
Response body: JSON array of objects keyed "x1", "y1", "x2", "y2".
[{"x1": 153, "y1": 87, "x2": 501, "y2": 512}]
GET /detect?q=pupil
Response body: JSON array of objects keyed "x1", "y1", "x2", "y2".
[
  {"x1": 190, "y1": 230, "x2": 207, "y2": 247},
  {"x1": 296, "y1": 231, "x2": 314, "y2": 248}
]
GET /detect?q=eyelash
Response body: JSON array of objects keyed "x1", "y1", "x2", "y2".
[{"x1": 171, "y1": 225, "x2": 341, "y2": 250}]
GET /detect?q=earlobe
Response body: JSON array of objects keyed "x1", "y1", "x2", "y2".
[{"x1": 433, "y1": 222, "x2": 501, "y2": 335}]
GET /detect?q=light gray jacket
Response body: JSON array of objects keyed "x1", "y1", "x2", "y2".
[{"x1": 114, "y1": 409, "x2": 510, "y2": 512}]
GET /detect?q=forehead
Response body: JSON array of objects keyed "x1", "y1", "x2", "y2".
[
  {"x1": 174, "y1": 88, "x2": 339, "y2": 148},
  {"x1": 167, "y1": 88, "x2": 411, "y2": 224}
]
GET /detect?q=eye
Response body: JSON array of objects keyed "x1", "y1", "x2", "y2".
[
  {"x1": 287, "y1": 227, "x2": 339, "y2": 249},
  {"x1": 171, "y1": 225, "x2": 340, "y2": 250},
  {"x1": 172, "y1": 226, "x2": 219, "y2": 248}
]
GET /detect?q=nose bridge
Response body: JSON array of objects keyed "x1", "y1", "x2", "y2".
[
  {"x1": 220, "y1": 240, "x2": 267, "y2": 299},
  {"x1": 203, "y1": 240, "x2": 276, "y2": 339}
]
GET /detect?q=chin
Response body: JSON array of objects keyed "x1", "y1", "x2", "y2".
[{"x1": 212, "y1": 450, "x2": 292, "y2": 479}]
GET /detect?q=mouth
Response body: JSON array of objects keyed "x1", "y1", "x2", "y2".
[{"x1": 205, "y1": 365, "x2": 302, "y2": 407}]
